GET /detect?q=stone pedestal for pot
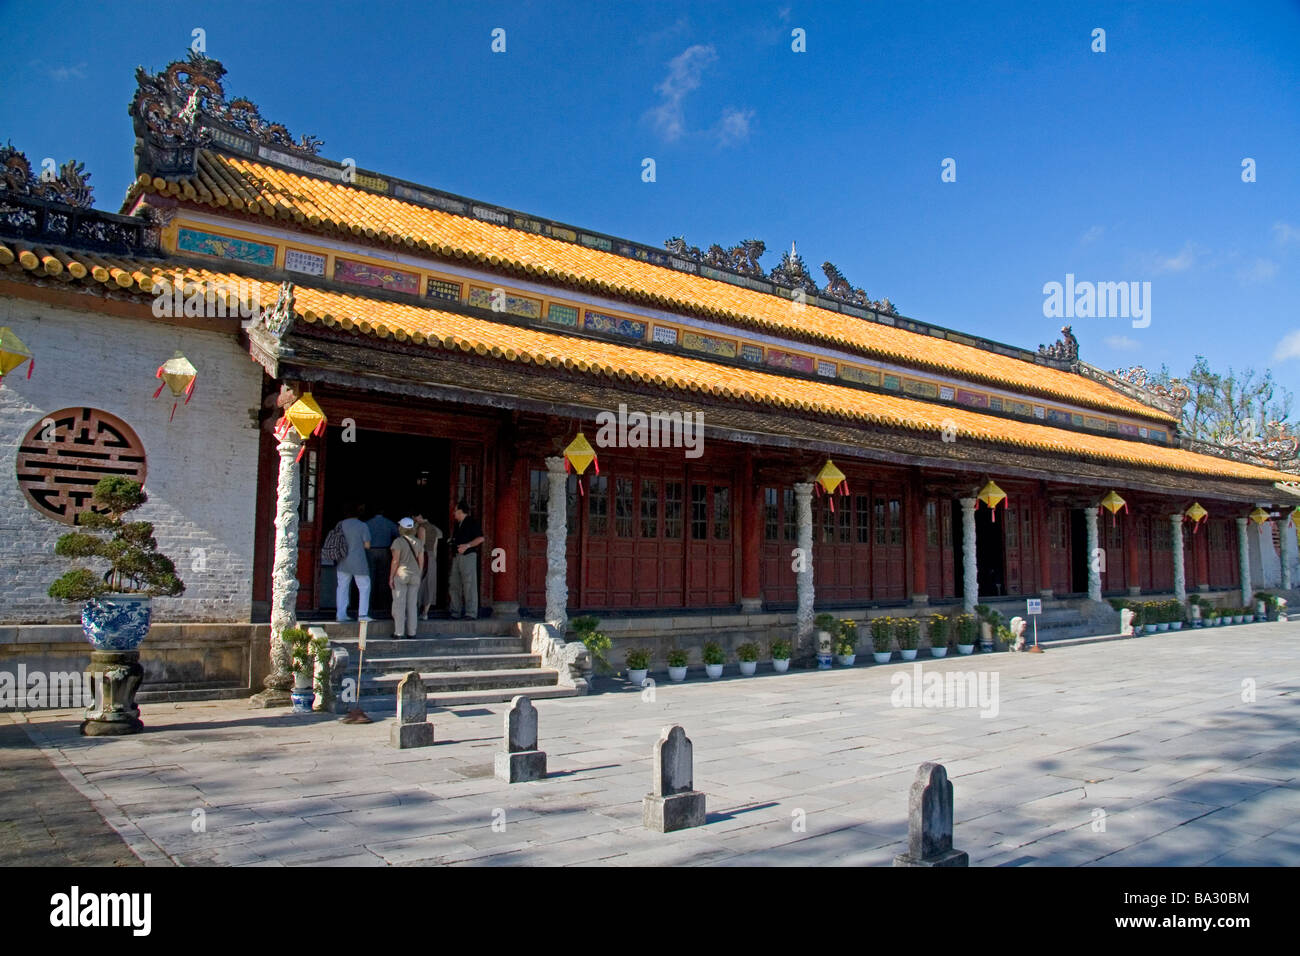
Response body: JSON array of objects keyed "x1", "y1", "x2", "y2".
[{"x1": 82, "y1": 650, "x2": 144, "y2": 736}]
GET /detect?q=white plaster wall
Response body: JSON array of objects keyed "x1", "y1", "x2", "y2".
[{"x1": 0, "y1": 294, "x2": 264, "y2": 623}]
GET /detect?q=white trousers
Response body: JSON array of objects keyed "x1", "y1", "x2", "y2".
[
  {"x1": 336, "y1": 572, "x2": 371, "y2": 620},
  {"x1": 392, "y1": 576, "x2": 420, "y2": 637}
]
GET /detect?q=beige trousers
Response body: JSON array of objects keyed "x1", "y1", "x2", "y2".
[{"x1": 392, "y1": 575, "x2": 420, "y2": 637}]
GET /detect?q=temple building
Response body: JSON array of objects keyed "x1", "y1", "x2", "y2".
[{"x1": 2, "y1": 53, "x2": 1297, "y2": 701}]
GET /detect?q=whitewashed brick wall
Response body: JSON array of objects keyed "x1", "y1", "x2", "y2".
[{"x1": 0, "y1": 294, "x2": 264, "y2": 623}]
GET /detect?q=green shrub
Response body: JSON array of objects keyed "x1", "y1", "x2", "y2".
[
  {"x1": 927, "y1": 614, "x2": 950, "y2": 646},
  {"x1": 837, "y1": 619, "x2": 859, "y2": 654},
  {"x1": 283, "y1": 626, "x2": 313, "y2": 674},
  {"x1": 814, "y1": 612, "x2": 838, "y2": 632},
  {"x1": 895, "y1": 617, "x2": 920, "y2": 650},
  {"x1": 769, "y1": 638, "x2": 792, "y2": 660},
  {"x1": 736, "y1": 641, "x2": 759, "y2": 662},
  {"x1": 667, "y1": 647, "x2": 689, "y2": 668},
  {"x1": 625, "y1": 647, "x2": 651, "y2": 670},
  {"x1": 870, "y1": 616, "x2": 894, "y2": 652},
  {"x1": 955, "y1": 613, "x2": 978, "y2": 644},
  {"x1": 581, "y1": 631, "x2": 613, "y2": 673},
  {"x1": 702, "y1": 641, "x2": 725, "y2": 665}
]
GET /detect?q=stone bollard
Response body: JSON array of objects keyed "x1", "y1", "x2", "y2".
[
  {"x1": 643, "y1": 725, "x2": 706, "y2": 832},
  {"x1": 389, "y1": 671, "x2": 434, "y2": 748},
  {"x1": 494, "y1": 695, "x2": 547, "y2": 782},
  {"x1": 893, "y1": 762, "x2": 968, "y2": 867},
  {"x1": 1120, "y1": 607, "x2": 1135, "y2": 636}
]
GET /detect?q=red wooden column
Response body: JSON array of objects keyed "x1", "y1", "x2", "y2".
[
  {"x1": 909, "y1": 472, "x2": 928, "y2": 606},
  {"x1": 1037, "y1": 491, "x2": 1053, "y2": 597},
  {"x1": 492, "y1": 453, "x2": 523, "y2": 618},
  {"x1": 1126, "y1": 509, "x2": 1141, "y2": 596},
  {"x1": 740, "y1": 451, "x2": 762, "y2": 612}
]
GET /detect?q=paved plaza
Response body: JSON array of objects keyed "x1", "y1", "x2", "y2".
[{"x1": 5, "y1": 624, "x2": 1300, "y2": 867}]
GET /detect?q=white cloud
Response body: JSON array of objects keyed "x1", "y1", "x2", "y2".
[
  {"x1": 1274, "y1": 222, "x2": 1300, "y2": 245},
  {"x1": 1273, "y1": 330, "x2": 1300, "y2": 363},
  {"x1": 1150, "y1": 241, "x2": 1200, "y2": 274},
  {"x1": 1237, "y1": 258, "x2": 1278, "y2": 283},
  {"x1": 1079, "y1": 225, "x2": 1104, "y2": 245},
  {"x1": 47, "y1": 62, "x2": 86, "y2": 81},
  {"x1": 1104, "y1": 335, "x2": 1141, "y2": 352},
  {"x1": 715, "y1": 107, "x2": 754, "y2": 147},
  {"x1": 646, "y1": 45, "x2": 717, "y2": 142}
]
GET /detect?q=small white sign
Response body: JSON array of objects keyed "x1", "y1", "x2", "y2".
[
  {"x1": 285, "y1": 249, "x2": 326, "y2": 276},
  {"x1": 1026, "y1": 598, "x2": 1042, "y2": 616}
]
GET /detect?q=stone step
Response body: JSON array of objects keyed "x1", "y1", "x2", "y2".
[
  {"x1": 419, "y1": 684, "x2": 581, "y2": 708},
  {"x1": 321, "y1": 618, "x2": 514, "y2": 639},
  {"x1": 138, "y1": 683, "x2": 250, "y2": 703},
  {"x1": 327, "y1": 636, "x2": 526, "y2": 656},
  {"x1": 362, "y1": 667, "x2": 560, "y2": 695},
  {"x1": 359, "y1": 653, "x2": 541, "y2": 674}
]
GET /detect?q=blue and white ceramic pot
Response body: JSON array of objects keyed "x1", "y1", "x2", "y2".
[
  {"x1": 290, "y1": 687, "x2": 316, "y2": 713},
  {"x1": 81, "y1": 595, "x2": 152, "y2": 651}
]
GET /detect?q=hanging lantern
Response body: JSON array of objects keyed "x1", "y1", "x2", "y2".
[
  {"x1": 814, "y1": 459, "x2": 850, "y2": 512},
  {"x1": 563, "y1": 431, "x2": 598, "y2": 496},
  {"x1": 977, "y1": 480, "x2": 1006, "y2": 522},
  {"x1": 1099, "y1": 490, "x2": 1128, "y2": 526},
  {"x1": 1184, "y1": 501, "x2": 1208, "y2": 534},
  {"x1": 1249, "y1": 506, "x2": 1270, "y2": 526},
  {"x1": 274, "y1": 391, "x2": 327, "y2": 461},
  {"x1": 152, "y1": 351, "x2": 197, "y2": 422},
  {"x1": 0, "y1": 326, "x2": 34, "y2": 386}
]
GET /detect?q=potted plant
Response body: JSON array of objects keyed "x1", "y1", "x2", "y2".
[
  {"x1": 1143, "y1": 603, "x2": 1158, "y2": 634},
  {"x1": 702, "y1": 641, "x2": 725, "y2": 679},
  {"x1": 975, "y1": 605, "x2": 1001, "y2": 652},
  {"x1": 1254, "y1": 591, "x2": 1275, "y2": 620},
  {"x1": 896, "y1": 617, "x2": 920, "y2": 660},
  {"x1": 737, "y1": 641, "x2": 760, "y2": 676},
  {"x1": 571, "y1": 615, "x2": 612, "y2": 683},
  {"x1": 1170, "y1": 600, "x2": 1184, "y2": 631},
  {"x1": 836, "y1": 619, "x2": 858, "y2": 666},
  {"x1": 1155, "y1": 601, "x2": 1170, "y2": 632},
  {"x1": 625, "y1": 647, "x2": 651, "y2": 687},
  {"x1": 770, "y1": 638, "x2": 792, "y2": 673},
  {"x1": 1187, "y1": 596, "x2": 1202, "y2": 627},
  {"x1": 814, "y1": 612, "x2": 837, "y2": 670},
  {"x1": 928, "y1": 614, "x2": 950, "y2": 657},
  {"x1": 954, "y1": 613, "x2": 978, "y2": 654},
  {"x1": 870, "y1": 616, "x2": 894, "y2": 664},
  {"x1": 666, "y1": 647, "x2": 690, "y2": 681},
  {"x1": 1233, "y1": 607, "x2": 1245, "y2": 625},
  {"x1": 285, "y1": 626, "x2": 318, "y2": 712}
]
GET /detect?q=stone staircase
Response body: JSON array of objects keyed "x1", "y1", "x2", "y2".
[
  {"x1": 976, "y1": 596, "x2": 1118, "y2": 643},
  {"x1": 318, "y1": 618, "x2": 582, "y2": 708}
]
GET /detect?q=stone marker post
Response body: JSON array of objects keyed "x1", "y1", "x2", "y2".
[
  {"x1": 893, "y1": 762, "x2": 969, "y2": 867},
  {"x1": 494, "y1": 695, "x2": 548, "y2": 782},
  {"x1": 643, "y1": 724, "x2": 706, "y2": 832},
  {"x1": 389, "y1": 671, "x2": 434, "y2": 748}
]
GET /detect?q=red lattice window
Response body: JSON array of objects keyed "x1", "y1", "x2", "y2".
[{"x1": 15, "y1": 408, "x2": 147, "y2": 525}]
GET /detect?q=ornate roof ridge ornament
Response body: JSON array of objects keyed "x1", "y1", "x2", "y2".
[
  {"x1": 768, "y1": 241, "x2": 820, "y2": 296},
  {"x1": 131, "y1": 51, "x2": 323, "y2": 177},
  {"x1": 1037, "y1": 325, "x2": 1079, "y2": 364},
  {"x1": 1112, "y1": 365, "x2": 1192, "y2": 405},
  {"x1": 0, "y1": 142, "x2": 94, "y2": 209},
  {"x1": 821, "y1": 261, "x2": 895, "y2": 315}
]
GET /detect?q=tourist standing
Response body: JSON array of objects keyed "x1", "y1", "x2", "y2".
[
  {"x1": 448, "y1": 501, "x2": 484, "y2": 620},
  {"x1": 365, "y1": 505, "x2": 400, "y2": 613},
  {"x1": 389, "y1": 518, "x2": 425, "y2": 638},
  {"x1": 415, "y1": 514, "x2": 444, "y2": 620},
  {"x1": 335, "y1": 504, "x2": 372, "y2": 621}
]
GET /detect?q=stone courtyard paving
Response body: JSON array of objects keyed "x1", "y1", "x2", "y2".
[{"x1": 7, "y1": 623, "x2": 1300, "y2": 867}]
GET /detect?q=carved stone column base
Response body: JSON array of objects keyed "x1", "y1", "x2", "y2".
[
  {"x1": 81, "y1": 650, "x2": 144, "y2": 737},
  {"x1": 1127, "y1": 586, "x2": 1141, "y2": 597},
  {"x1": 249, "y1": 689, "x2": 293, "y2": 709},
  {"x1": 740, "y1": 598, "x2": 762, "y2": 613},
  {"x1": 910, "y1": 594, "x2": 929, "y2": 607}
]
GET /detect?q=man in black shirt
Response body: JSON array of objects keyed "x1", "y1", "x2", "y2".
[{"x1": 448, "y1": 501, "x2": 484, "y2": 619}]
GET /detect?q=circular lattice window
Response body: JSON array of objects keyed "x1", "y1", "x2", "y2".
[{"x1": 15, "y1": 408, "x2": 148, "y2": 525}]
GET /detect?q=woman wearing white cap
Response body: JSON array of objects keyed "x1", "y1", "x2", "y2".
[{"x1": 388, "y1": 517, "x2": 425, "y2": 639}]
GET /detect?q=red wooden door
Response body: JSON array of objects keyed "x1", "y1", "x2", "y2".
[
  {"x1": 1103, "y1": 516, "x2": 1126, "y2": 593},
  {"x1": 814, "y1": 495, "x2": 859, "y2": 601},
  {"x1": 522, "y1": 466, "x2": 579, "y2": 609},
  {"x1": 1151, "y1": 516, "x2": 1174, "y2": 591},
  {"x1": 1003, "y1": 502, "x2": 1036, "y2": 595},
  {"x1": 684, "y1": 475, "x2": 735, "y2": 606},
  {"x1": 924, "y1": 498, "x2": 955, "y2": 600},
  {"x1": 294, "y1": 439, "x2": 324, "y2": 610},
  {"x1": 1135, "y1": 515, "x2": 1153, "y2": 591},
  {"x1": 1207, "y1": 519, "x2": 1238, "y2": 589},
  {"x1": 582, "y1": 473, "x2": 612, "y2": 607},
  {"x1": 1048, "y1": 507, "x2": 1072, "y2": 593},
  {"x1": 872, "y1": 487, "x2": 906, "y2": 600},
  {"x1": 759, "y1": 486, "x2": 798, "y2": 603}
]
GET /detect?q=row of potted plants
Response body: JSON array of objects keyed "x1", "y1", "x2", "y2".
[{"x1": 623, "y1": 639, "x2": 795, "y2": 683}]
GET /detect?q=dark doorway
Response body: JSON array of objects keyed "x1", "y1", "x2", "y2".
[
  {"x1": 974, "y1": 506, "x2": 1005, "y2": 597},
  {"x1": 1070, "y1": 508, "x2": 1089, "y2": 593},
  {"x1": 320, "y1": 427, "x2": 451, "y2": 614}
]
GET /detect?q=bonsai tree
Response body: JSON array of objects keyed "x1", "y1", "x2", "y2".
[
  {"x1": 284, "y1": 626, "x2": 316, "y2": 676},
  {"x1": 702, "y1": 641, "x2": 725, "y2": 666},
  {"x1": 837, "y1": 618, "x2": 859, "y2": 655},
  {"x1": 736, "y1": 641, "x2": 759, "y2": 663},
  {"x1": 814, "y1": 612, "x2": 838, "y2": 633},
  {"x1": 624, "y1": 647, "x2": 651, "y2": 672},
  {"x1": 928, "y1": 614, "x2": 950, "y2": 648},
  {"x1": 48, "y1": 477, "x2": 184, "y2": 601},
  {"x1": 571, "y1": 615, "x2": 612, "y2": 673},
  {"x1": 769, "y1": 638, "x2": 792, "y2": 661}
]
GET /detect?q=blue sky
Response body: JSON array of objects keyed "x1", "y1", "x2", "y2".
[{"x1": 2, "y1": 1, "x2": 1298, "y2": 397}]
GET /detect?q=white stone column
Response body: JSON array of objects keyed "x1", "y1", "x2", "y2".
[
  {"x1": 960, "y1": 497, "x2": 978, "y2": 612},
  {"x1": 1283, "y1": 520, "x2": 1296, "y2": 591},
  {"x1": 544, "y1": 456, "x2": 568, "y2": 631},
  {"x1": 1170, "y1": 512, "x2": 1186, "y2": 605},
  {"x1": 254, "y1": 430, "x2": 301, "y2": 706},
  {"x1": 1237, "y1": 516, "x2": 1252, "y2": 607},
  {"x1": 1084, "y1": 506, "x2": 1102, "y2": 602},
  {"x1": 794, "y1": 482, "x2": 815, "y2": 660}
]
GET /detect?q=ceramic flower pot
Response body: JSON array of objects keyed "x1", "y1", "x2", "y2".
[
  {"x1": 739, "y1": 660, "x2": 757, "y2": 676},
  {"x1": 290, "y1": 669, "x2": 315, "y2": 712},
  {"x1": 900, "y1": 648, "x2": 918, "y2": 661},
  {"x1": 80, "y1": 594, "x2": 152, "y2": 651},
  {"x1": 956, "y1": 644, "x2": 975, "y2": 655},
  {"x1": 836, "y1": 654, "x2": 856, "y2": 666},
  {"x1": 931, "y1": 646, "x2": 948, "y2": 658},
  {"x1": 772, "y1": 658, "x2": 790, "y2": 673},
  {"x1": 872, "y1": 650, "x2": 892, "y2": 664},
  {"x1": 628, "y1": 668, "x2": 648, "y2": 686},
  {"x1": 668, "y1": 665, "x2": 688, "y2": 682},
  {"x1": 704, "y1": 663, "x2": 724, "y2": 679},
  {"x1": 1144, "y1": 624, "x2": 1158, "y2": 634},
  {"x1": 1157, "y1": 623, "x2": 1169, "y2": 632},
  {"x1": 1171, "y1": 621, "x2": 1183, "y2": 630}
]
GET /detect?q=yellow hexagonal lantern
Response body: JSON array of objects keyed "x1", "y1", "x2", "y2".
[
  {"x1": 1184, "y1": 501, "x2": 1208, "y2": 534},
  {"x1": 1249, "y1": 507, "x2": 1270, "y2": 526},
  {"x1": 1100, "y1": 490, "x2": 1127, "y2": 525},
  {"x1": 977, "y1": 480, "x2": 1006, "y2": 522},
  {"x1": 563, "y1": 432, "x2": 599, "y2": 495},
  {"x1": 152, "y1": 351, "x2": 197, "y2": 421},
  {"x1": 0, "y1": 326, "x2": 34, "y2": 386},
  {"x1": 815, "y1": 459, "x2": 849, "y2": 512},
  {"x1": 274, "y1": 392, "x2": 327, "y2": 461}
]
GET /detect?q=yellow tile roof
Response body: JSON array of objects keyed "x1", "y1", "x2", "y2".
[
  {"x1": 0, "y1": 239, "x2": 1280, "y2": 485},
  {"x1": 131, "y1": 151, "x2": 1175, "y2": 425}
]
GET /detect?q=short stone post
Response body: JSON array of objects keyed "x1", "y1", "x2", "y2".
[
  {"x1": 643, "y1": 725, "x2": 706, "y2": 832},
  {"x1": 389, "y1": 671, "x2": 434, "y2": 748},
  {"x1": 893, "y1": 762, "x2": 968, "y2": 867},
  {"x1": 494, "y1": 695, "x2": 547, "y2": 782}
]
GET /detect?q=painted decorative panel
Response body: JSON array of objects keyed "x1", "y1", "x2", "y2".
[
  {"x1": 653, "y1": 325, "x2": 679, "y2": 345},
  {"x1": 939, "y1": 385, "x2": 955, "y2": 401},
  {"x1": 956, "y1": 388, "x2": 989, "y2": 408},
  {"x1": 425, "y1": 278, "x2": 462, "y2": 302},
  {"x1": 1046, "y1": 409, "x2": 1073, "y2": 426},
  {"x1": 839, "y1": 365, "x2": 880, "y2": 386},
  {"x1": 468, "y1": 286, "x2": 541, "y2": 318},
  {"x1": 1071, "y1": 413, "x2": 1086, "y2": 426},
  {"x1": 903, "y1": 380, "x2": 939, "y2": 399},
  {"x1": 1007, "y1": 400, "x2": 1034, "y2": 417},
  {"x1": 882, "y1": 374, "x2": 902, "y2": 391},
  {"x1": 682, "y1": 331, "x2": 737, "y2": 358},
  {"x1": 580, "y1": 234, "x2": 613, "y2": 251},
  {"x1": 1084, "y1": 416, "x2": 1107, "y2": 430},
  {"x1": 584, "y1": 310, "x2": 646, "y2": 340},
  {"x1": 740, "y1": 344, "x2": 764, "y2": 363},
  {"x1": 334, "y1": 257, "x2": 419, "y2": 294},
  {"x1": 1118, "y1": 423, "x2": 1140, "y2": 436},
  {"x1": 546, "y1": 303, "x2": 579, "y2": 327},
  {"x1": 15, "y1": 408, "x2": 147, "y2": 525},
  {"x1": 766, "y1": 349, "x2": 816, "y2": 374},
  {"x1": 1033, "y1": 406, "x2": 1046, "y2": 419},
  {"x1": 988, "y1": 397, "x2": 1004, "y2": 411},
  {"x1": 816, "y1": 360, "x2": 837, "y2": 377},
  {"x1": 1148, "y1": 429, "x2": 1166, "y2": 442},
  {"x1": 178, "y1": 227, "x2": 275, "y2": 266},
  {"x1": 284, "y1": 248, "x2": 325, "y2": 276}
]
